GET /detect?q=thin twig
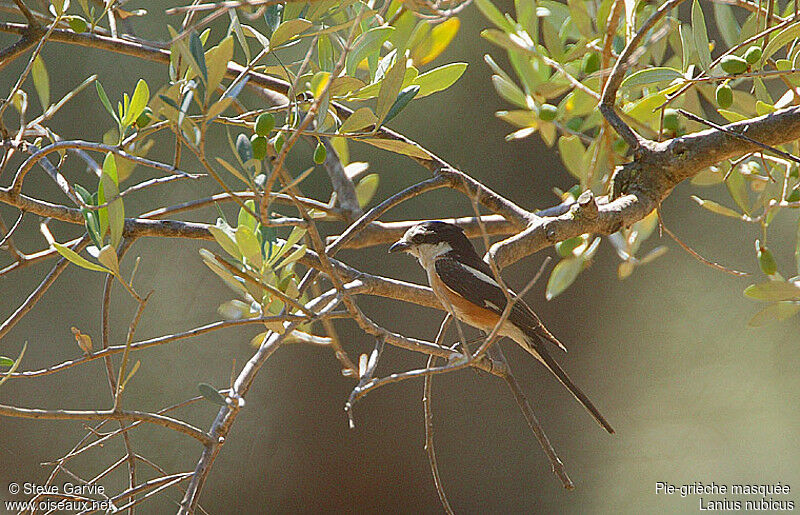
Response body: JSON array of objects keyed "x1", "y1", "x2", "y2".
[
  {"x1": 677, "y1": 109, "x2": 800, "y2": 165},
  {"x1": 493, "y1": 344, "x2": 574, "y2": 490},
  {"x1": 423, "y1": 315, "x2": 455, "y2": 514}
]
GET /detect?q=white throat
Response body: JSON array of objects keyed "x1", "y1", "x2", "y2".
[{"x1": 410, "y1": 242, "x2": 453, "y2": 271}]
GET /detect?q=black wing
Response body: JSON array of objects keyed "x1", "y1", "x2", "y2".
[{"x1": 434, "y1": 255, "x2": 566, "y2": 351}]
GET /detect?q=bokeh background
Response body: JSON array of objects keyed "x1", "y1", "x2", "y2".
[{"x1": 1, "y1": 1, "x2": 799, "y2": 513}]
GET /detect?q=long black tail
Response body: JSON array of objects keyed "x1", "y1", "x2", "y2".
[{"x1": 524, "y1": 336, "x2": 615, "y2": 434}]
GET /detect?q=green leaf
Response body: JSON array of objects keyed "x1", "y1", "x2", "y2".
[
  {"x1": 726, "y1": 167, "x2": 750, "y2": 215},
  {"x1": 317, "y1": 33, "x2": 334, "y2": 71},
  {"x1": 620, "y1": 67, "x2": 683, "y2": 90},
  {"x1": 276, "y1": 243, "x2": 308, "y2": 269},
  {"x1": 0, "y1": 342, "x2": 26, "y2": 387},
  {"x1": 756, "y1": 100, "x2": 776, "y2": 116},
  {"x1": 190, "y1": 31, "x2": 208, "y2": 85},
  {"x1": 74, "y1": 183, "x2": 102, "y2": 247},
  {"x1": 53, "y1": 242, "x2": 109, "y2": 273},
  {"x1": 748, "y1": 301, "x2": 800, "y2": 327},
  {"x1": 557, "y1": 135, "x2": 586, "y2": 180},
  {"x1": 236, "y1": 225, "x2": 263, "y2": 268},
  {"x1": 713, "y1": 2, "x2": 739, "y2": 49},
  {"x1": 412, "y1": 63, "x2": 467, "y2": 97},
  {"x1": 215, "y1": 156, "x2": 248, "y2": 184},
  {"x1": 238, "y1": 200, "x2": 257, "y2": 231},
  {"x1": 205, "y1": 35, "x2": 234, "y2": 97},
  {"x1": 123, "y1": 79, "x2": 149, "y2": 126},
  {"x1": 744, "y1": 281, "x2": 800, "y2": 301},
  {"x1": 345, "y1": 27, "x2": 395, "y2": 76},
  {"x1": 198, "y1": 383, "x2": 227, "y2": 405},
  {"x1": 546, "y1": 257, "x2": 583, "y2": 300},
  {"x1": 491, "y1": 74, "x2": 527, "y2": 108},
  {"x1": 242, "y1": 24, "x2": 270, "y2": 51},
  {"x1": 96, "y1": 81, "x2": 118, "y2": 122},
  {"x1": 383, "y1": 85, "x2": 419, "y2": 124},
  {"x1": 101, "y1": 153, "x2": 124, "y2": 248},
  {"x1": 227, "y1": 8, "x2": 251, "y2": 63},
  {"x1": 410, "y1": 17, "x2": 460, "y2": 66},
  {"x1": 355, "y1": 173, "x2": 379, "y2": 207},
  {"x1": 270, "y1": 18, "x2": 312, "y2": 47},
  {"x1": 692, "y1": 0, "x2": 713, "y2": 72},
  {"x1": 376, "y1": 53, "x2": 407, "y2": 122},
  {"x1": 339, "y1": 107, "x2": 378, "y2": 134},
  {"x1": 31, "y1": 55, "x2": 50, "y2": 110},
  {"x1": 679, "y1": 24, "x2": 694, "y2": 72},
  {"x1": 358, "y1": 138, "x2": 430, "y2": 159},
  {"x1": 329, "y1": 76, "x2": 366, "y2": 97},
  {"x1": 268, "y1": 226, "x2": 306, "y2": 265},
  {"x1": 263, "y1": 4, "x2": 283, "y2": 36},
  {"x1": 762, "y1": 20, "x2": 800, "y2": 64},
  {"x1": 717, "y1": 109, "x2": 748, "y2": 122},
  {"x1": 310, "y1": 71, "x2": 331, "y2": 99},
  {"x1": 0, "y1": 357, "x2": 14, "y2": 368},
  {"x1": 208, "y1": 220, "x2": 243, "y2": 260},
  {"x1": 207, "y1": 96, "x2": 234, "y2": 121},
  {"x1": 199, "y1": 248, "x2": 249, "y2": 295},
  {"x1": 691, "y1": 196, "x2": 742, "y2": 218},
  {"x1": 567, "y1": 0, "x2": 593, "y2": 39},
  {"x1": 475, "y1": 0, "x2": 515, "y2": 32},
  {"x1": 346, "y1": 68, "x2": 418, "y2": 100}
]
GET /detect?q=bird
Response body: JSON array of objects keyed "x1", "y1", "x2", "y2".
[{"x1": 389, "y1": 220, "x2": 614, "y2": 434}]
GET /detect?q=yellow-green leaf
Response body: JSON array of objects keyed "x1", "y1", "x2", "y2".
[
  {"x1": 271, "y1": 18, "x2": 312, "y2": 47},
  {"x1": 691, "y1": 196, "x2": 742, "y2": 218},
  {"x1": 355, "y1": 173, "x2": 379, "y2": 207},
  {"x1": 546, "y1": 257, "x2": 583, "y2": 300},
  {"x1": 205, "y1": 35, "x2": 234, "y2": 97},
  {"x1": 376, "y1": 55, "x2": 407, "y2": 122},
  {"x1": 558, "y1": 135, "x2": 586, "y2": 180},
  {"x1": 269, "y1": 226, "x2": 307, "y2": 265},
  {"x1": 100, "y1": 153, "x2": 124, "y2": 247},
  {"x1": 236, "y1": 225, "x2": 263, "y2": 268},
  {"x1": 53, "y1": 242, "x2": 109, "y2": 273},
  {"x1": 32, "y1": 55, "x2": 50, "y2": 110},
  {"x1": 215, "y1": 156, "x2": 248, "y2": 184},
  {"x1": 208, "y1": 222, "x2": 243, "y2": 260},
  {"x1": 345, "y1": 26, "x2": 395, "y2": 76},
  {"x1": 620, "y1": 67, "x2": 683, "y2": 90},
  {"x1": 475, "y1": 0, "x2": 515, "y2": 32},
  {"x1": 744, "y1": 281, "x2": 800, "y2": 301},
  {"x1": 748, "y1": 301, "x2": 800, "y2": 327},
  {"x1": 339, "y1": 107, "x2": 378, "y2": 134},
  {"x1": 123, "y1": 79, "x2": 149, "y2": 126},
  {"x1": 276, "y1": 243, "x2": 307, "y2": 269},
  {"x1": 717, "y1": 109, "x2": 748, "y2": 122},
  {"x1": 412, "y1": 62, "x2": 467, "y2": 97},
  {"x1": 358, "y1": 138, "x2": 430, "y2": 159},
  {"x1": 691, "y1": 0, "x2": 713, "y2": 72},
  {"x1": 411, "y1": 17, "x2": 460, "y2": 66},
  {"x1": 0, "y1": 342, "x2": 26, "y2": 387}
]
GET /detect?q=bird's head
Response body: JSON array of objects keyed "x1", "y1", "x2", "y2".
[{"x1": 389, "y1": 221, "x2": 476, "y2": 266}]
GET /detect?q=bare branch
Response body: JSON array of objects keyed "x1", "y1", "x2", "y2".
[{"x1": 0, "y1": 403, "x2": 212, "y2": 444}]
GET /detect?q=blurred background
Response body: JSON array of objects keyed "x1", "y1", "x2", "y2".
[{"x1": 1, "y1": 1, "x2": 799, "y2": 513}]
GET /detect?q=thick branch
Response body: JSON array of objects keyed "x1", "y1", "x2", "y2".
[{"x1": 489, "y1": 106, "x2": 800, "y2": 267}]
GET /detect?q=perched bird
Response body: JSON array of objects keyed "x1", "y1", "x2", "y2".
[{"x1": 389, "y1": 221, "x2": 613, "y2": 434}]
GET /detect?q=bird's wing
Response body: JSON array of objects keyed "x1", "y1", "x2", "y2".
[{"x1": 434, "y1": 256, "x2": 566, "y2": 351}]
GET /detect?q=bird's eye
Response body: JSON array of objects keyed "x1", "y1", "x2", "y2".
[{"x1": 411, "y1": 234, "x2": 425, "y2": 244}]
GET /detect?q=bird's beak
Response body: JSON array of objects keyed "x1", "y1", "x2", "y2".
[{"x1": 389, "y1": 240, "x2": 410, "y2": 253}]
